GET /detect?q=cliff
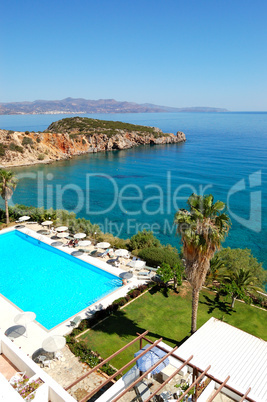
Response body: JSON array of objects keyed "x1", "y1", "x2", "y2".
[{"x1": 0, "y1": 117, "x2": 186, "y2": 167}]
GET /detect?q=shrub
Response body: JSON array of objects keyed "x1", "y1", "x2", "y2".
[
  {"x1": 9, "y1": 143, "x2": 24, "y2": 153},
  {"x1": 138, "y1": 247, "x2": 181, "y2": 268},
  {"x1": 128, "y1": 289, "x2": 141, "y2": 298},
  {"x1": 36, "y1": 137, "x2": 41, "y2": 143},
  {"x1": 25, "y1": 131, "x2": 30, "y2": 135},
  {"x1": 129, "y1": 230, "x2": 160, "y2": 251},
  {"x1": 38, "y1": 154, "x2": 45, "y2": 160},
  {"x1": 22, "y1": 136, "x2": 34, "y2": 146},
  {"x1": 0, "y1": 144, "x2": 6, "y2": 157},
  {"x1": 112, "y1": 297, "x2": 127, "y2": 307}
]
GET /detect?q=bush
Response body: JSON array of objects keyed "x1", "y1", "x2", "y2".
[
  {"x1": 128, "y1": 289, "x2": 141, "y2": 298},
  {"x1": 0, "y1": 144, "x2": 6, "y2": 157},
  {"x1": 22, "y1": 137, "x2": 34, "y2": 146},
  {"x1": 38, "y1": 154, "x2": 45, "y2": 160},
  {"x1": 129, "y1": 230, "x2": 160, "y2": 251},
  {"x1": 113, "y1": 297, "x2": 127, "y2": 307},
  {"x1": 36, "y1": 137, "x2": 41, "y2": 143},
  {"x1": 138, "y1": 247, "x2": 181, "y2": 268},
  {"x1": 9, "y1": 143, "x2": 24, "y2": 153}
]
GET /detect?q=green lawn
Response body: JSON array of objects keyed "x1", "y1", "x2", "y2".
[{"x1": 80, "y1": 284, "x2": 267, "y2": 370}]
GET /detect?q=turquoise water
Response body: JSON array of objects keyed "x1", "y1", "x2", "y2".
[
  {"x1": 0, "y1": 112, "x2": 266, "y2": 272},
  {"x1": 0, "y1": 230, "x2": 122, "y2": 329}
]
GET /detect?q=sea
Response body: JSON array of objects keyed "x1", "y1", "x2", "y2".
[{"x1": 0, "y1": 112, "x2": 266, "y2": 272}]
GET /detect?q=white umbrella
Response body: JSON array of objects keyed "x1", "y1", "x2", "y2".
[
  {"x1": 74, "y1": 233, "x2": 86, "y2": 239},
  {"x1": 42, "y1": 220, "x2": 52, "y2": 226},
  {"x1": 129, "y1": 259, "x2": 146, "y2": 269},
  {"x1": 57, "y1": 232, "x2": 69, "y2": 238},
  {"x1": 42, "y1": 335, "x2": 66, "y2": 353},
  {"x1": 115, "y1": 249, "x2": 129, "y2": 257},
  {"x1": 56, "y1": 226, "x2": 68, "y2": 232},
  {"x1": 96, "y1": 242, "x2": 110, "y2": 249},
  {"x1": 19, "y1": 216, "x2": 30, "y2": 222},
  {"x1": 78, "y1": 240, "x2": 91, "y2": 247},
  {"x1": 14, "y1": 311, "x2": 36, "y2": 337}
]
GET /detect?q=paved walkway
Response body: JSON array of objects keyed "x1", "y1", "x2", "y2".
[{"x1": 41, "y1": 345, "x2": 110, "y2": 401}]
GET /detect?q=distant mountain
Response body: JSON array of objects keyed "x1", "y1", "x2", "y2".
[{"x1": 0, "y1": 97, "x2": 228, "y2": 115}]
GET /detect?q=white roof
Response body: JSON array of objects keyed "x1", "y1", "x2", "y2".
[{"x1": 175, "y1": 317, "x2": 267, "y2": 402}]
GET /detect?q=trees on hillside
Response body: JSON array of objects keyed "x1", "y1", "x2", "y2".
[
  {"x1": 174, "y1": 193, "x2": 231, "y2": 334},
  {"x1": 221, "y1": 268, "x2": 261, "y2": 308},
  {"x1": 0, "y1": 169, "x2": 18, "y2": 224}
]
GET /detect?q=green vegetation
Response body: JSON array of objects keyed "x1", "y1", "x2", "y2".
[
  {"x1": 138, "y1": 246, "x2": 181, "y2": 268},
  {"x1": 22, "y1": 136, "x2": 34, "y2": 146},
  {"x1": 217, "y1": 247, "x2": 267, "y2": 287},
  {"x1": 157, "y1": 262, "x2": 184, "y2": 291},
  {"x1": 0, "y1": 204, "x2": 102, "y2": 238},
  {"x1": 129, "y1": 229, "x2": 161, "y2": 251},
  {"x1": 0, "y1": 143, "x2": 6, "y2": 157},
  {"x1": 78, "y1": 285, "x2": 267, "y2": 370},
  {"x1": 9, "y1": 142, "x2": 24, "y2": 153},
  {"x1": 174, "y1": 194, "x2": 231, "y2": 333},
  {"x1": 37, "y1": 154, "x2": 45, "y2": 160},
  {"x1": 45, "y1": 116, "x2": 167, "y2": 138},
  {"x1": 0, "y1": 170, "x2": 18, "y2": 224}
]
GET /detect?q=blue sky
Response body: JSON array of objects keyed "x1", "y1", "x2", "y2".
[{"x1": 1, "y1": 0, "x2": 266, "y2": 111}]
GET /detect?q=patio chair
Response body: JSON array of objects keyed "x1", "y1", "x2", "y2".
[
  {"x1": 53, "y1": 351, "x2": 64, "y2": 361},
  {"x1": 38, "y1": 355, "x2": 51, "y2": 368},
  {"x1": 70, "y1": 315, "x2": 82, "y2": 327}
]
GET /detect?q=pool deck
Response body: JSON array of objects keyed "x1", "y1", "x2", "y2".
[{"x1": 0, "y1": 225, "x2": 145, "y2": 357}]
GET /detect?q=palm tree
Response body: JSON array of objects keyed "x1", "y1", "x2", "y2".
[
  {"x1": 174, "y1": 194, "x2": 231, "y2": 334},
  {"x1": 205, "y1": 254, "x2": 225, "y2": 286},
  {"x1": 222, "y1": 268, "x2": 260, "y2": 308},
  {"x1": 0, "y1": 169, "x2": 18, "y2": 224}
]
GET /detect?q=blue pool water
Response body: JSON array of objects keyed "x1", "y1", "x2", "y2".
[{"x1": 0, "y1": 230, "x2": 122, "y2": 330}]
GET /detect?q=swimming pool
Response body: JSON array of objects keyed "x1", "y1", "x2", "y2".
[{"x1": 0, "y1": 230, "x2": 122, "y2": 329}]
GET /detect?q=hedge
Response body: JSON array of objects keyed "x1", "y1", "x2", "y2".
[{"x1": 138, "y1": 246, "x2": 181, "y2": 268}]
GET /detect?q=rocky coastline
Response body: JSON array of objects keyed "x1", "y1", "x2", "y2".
[{"x1": 0, "y1": 117, "x2": 186, "y2": 168}]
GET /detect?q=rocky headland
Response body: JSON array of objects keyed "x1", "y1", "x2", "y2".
[{"x1": 0, "y1": 117, "x2": 186, "y2": 167}]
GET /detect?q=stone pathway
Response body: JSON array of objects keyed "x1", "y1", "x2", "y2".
[{"x1": 41, "y1": 346, "x2": 110, "y2": 401}]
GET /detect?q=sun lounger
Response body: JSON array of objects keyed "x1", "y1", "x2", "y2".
[
  {"x1": 70, "y1": 316, "x2": 82, "y2": 327},
  {"x1": 99, "y1": 249, "x2": 109, "y2": 258}
]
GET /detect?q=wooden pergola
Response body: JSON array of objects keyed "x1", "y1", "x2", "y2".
[{"x1": 65, "y1": 330, "x2": 255, "y2": 402}]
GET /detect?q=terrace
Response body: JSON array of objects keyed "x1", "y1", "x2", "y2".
[
  {"x1": 62, "y1": 319, "x2": 266, "y2": 401},
  {"x1": 0, "y1": 330, "x2": 75, "y2": 401}
]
